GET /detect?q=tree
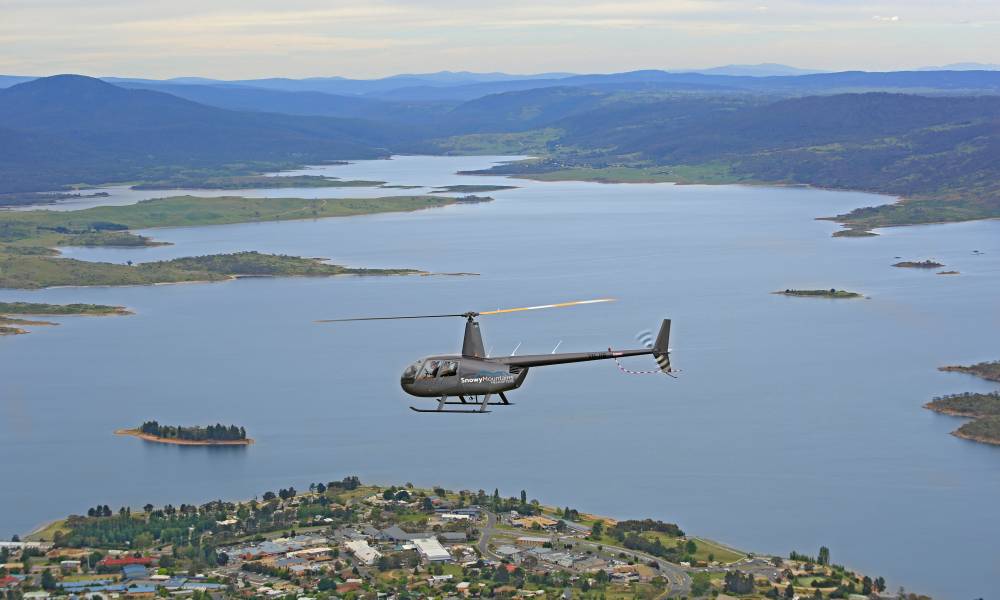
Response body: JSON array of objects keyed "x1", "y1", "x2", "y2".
[
  {"x1": 520, "y1": 490, "x2": 527, "y2": 504},
  {"x1": 818, "y1": 546, "x2": 830, "y2": 566},
  {"x1": 862, "y1": 576, "x2": 873, "y2": 596},
  {"x1": 318, "y1": 578, "x2": 337, "y2": 592},
  {"x1": 685, "y1": 540, "x2": 698, "y2": 555},
  {"x1": 784, "y1": 583, "x2": 795, "y2": 598},
  {"x1": 590, "y1": 520, "x2": 604, "y2": 540},
  {"x1": 690, "y1": 572, "x2": 711, "y2": 597},
  {"x1": 41, "y1": 569, "x2": 57, "y2": 590}
]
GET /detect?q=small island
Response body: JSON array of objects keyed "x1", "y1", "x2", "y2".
[
  {"x1": 937, "y1": 270, "x2": 960, "y2": 275},
  {"x1": 0, "y1": 302, "x2": 131, "y2": 335},
  {"x1": 774, "y1": 288, "x2": 863, "y2": 299},
  {"x1": 893, "y1": 259, "x2": 944, "y2": 269},
  {"x1": 832, "y1": 228, "x2": 879, "y2": 238},
  {"x1": 116, "y1": 421, "x2": 253, "y2": 446}
]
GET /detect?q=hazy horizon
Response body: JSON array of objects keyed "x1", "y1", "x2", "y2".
[{"x1": 3, "y1": 0, "x2": 998, "y2": 79}]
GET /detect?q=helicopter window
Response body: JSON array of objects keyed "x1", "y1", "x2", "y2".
[
  {"x1": 438, "y1": 361, "x2": 458, "y2": 378},
  {"x1": 402, "y1": 361, "x2": 421, "y2": 380},
  {"x1": 418, "y1": 360, "x2": 441, "y2": 380}
]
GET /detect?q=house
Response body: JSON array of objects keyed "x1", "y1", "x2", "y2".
[
  {"x1": 456, "y1": 582, "x2": 471, "y2": 596},
  {"x1": 439, "y1": 513, "x2": 472, "y2": 522},
  {"x1": 381, "y1": 525, "x2": 433, "y2": 543},
  {"x1": 59, "y1": 560, "x2": 81, "y2": 572},
  {"x1": 99, "y1": 556, "x2": 154, "y2": 568},
  {"x1": 121, "y1": 564, "x2": 149, "y2": 580},
  {"x1": 438, "y1": 532, "x2": 468, "y2": 544},
  {"x1": 412, "y1": 537, "x2": 452, "y2": 562},
  {"x1": 344, "y1": 540, "x2": 380, "y2": 565},
  {"x1": 124, "y1": 584, "x2": 156, "y2": 598}
]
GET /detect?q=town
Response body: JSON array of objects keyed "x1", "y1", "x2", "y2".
[{"x1": 0, "y1": 478, "x2": 928, "y2": 600}]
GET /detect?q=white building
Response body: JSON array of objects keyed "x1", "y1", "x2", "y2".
[
  {"x1": 412, "y1": 537, "x2": 452, "y2": 562},
  {"x1": 344, "y1": 540, "x2": 381, "y2": 565},
  {"x1": 439, "y1": 513, "x2": 472, "y2": 521}
]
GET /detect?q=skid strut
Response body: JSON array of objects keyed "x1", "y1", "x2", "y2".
[{"x1": 410, "y1": 392, "x2": 514, "y2": 413}]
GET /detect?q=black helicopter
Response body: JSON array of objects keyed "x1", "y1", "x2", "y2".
[{"x1": 319, "y1": 299, "x2": 674, "y2": 413}]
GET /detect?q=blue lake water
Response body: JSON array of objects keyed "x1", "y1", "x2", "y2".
[{"x1": 3, "y1": 155, "x2": 999, "y2": 599}]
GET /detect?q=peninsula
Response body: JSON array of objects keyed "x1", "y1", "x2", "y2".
[
  {"x1": 939, "y1": 360, "x2": 1000, "y2": 382},
  {"x1": 924, "y1": 392, "x2": 1000, "y2": 446},
  {"x1": 0, "y1": 194, "x2": 491, "y2": 289},
  {"x1": 774, "y1": 288, "x2": 862, "y2": 299},
  {"x1": 0, "y1": 302, "x2": 131, "y2": 335},
  {"x1": 16, "y1": 476, "x2": 910, "y2": 600},
  {"x1": 132, "y1": 174, "x2": 386, "y2": 190},
  {"x1": 925, "y1": 361, "x2": 1000, "y2": 445},
  {"x1": 116, "y1": 421, "x2": 253, "y2": 446}
]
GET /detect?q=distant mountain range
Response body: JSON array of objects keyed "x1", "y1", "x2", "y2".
[
  {"x1": 0, "y1": 75, "x2": 400, "y2": 192},
  {"x1": 1, "y1": 69, "x2": 998, "y2": 224}
]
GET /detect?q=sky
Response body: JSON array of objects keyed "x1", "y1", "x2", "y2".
[{"x1": 1, "y1": 0, "x2": 998, "y2": 79}]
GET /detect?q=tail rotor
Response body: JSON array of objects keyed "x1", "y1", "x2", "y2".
[{"x1": 615, "y1": 320, "x2": 677, "y2": 377}]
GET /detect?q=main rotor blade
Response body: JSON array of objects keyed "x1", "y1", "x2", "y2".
[
  {"x1": 316, "y1": 314, "x2": 467, "y2": 323},
  {"x1": 479, "y1": 298, "x2": 615, "y2": 316}
]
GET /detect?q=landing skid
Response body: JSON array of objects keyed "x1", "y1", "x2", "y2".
[{"x1": 410, "y1": 392, "x2": 512, "y2": 414}]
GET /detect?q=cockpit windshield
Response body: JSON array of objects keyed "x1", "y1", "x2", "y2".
[{"x1": 401, "y1": 361, "x2": 422, "y2": 382}]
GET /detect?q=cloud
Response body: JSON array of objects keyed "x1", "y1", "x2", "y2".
[{"x1": 872, "y1": 15, "x2": 901, "y2": 22}]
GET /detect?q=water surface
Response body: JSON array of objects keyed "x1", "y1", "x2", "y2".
[{"x1": 3, "y1": 156, "x2": 999, "y2": 599}]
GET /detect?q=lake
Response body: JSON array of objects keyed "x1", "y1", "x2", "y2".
[{"x1": 3, "y1": 155, "x2": 999, "y2": 599}]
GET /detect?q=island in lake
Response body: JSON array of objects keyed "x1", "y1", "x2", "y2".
[
  {"x1": 116, "y1": 421, "x2": 253, "y2": 446},
  {"x1": 925, "y1": 360, "x2": 1000, "y2": 445},
  {"x1": 0, "y1": 302, "x2": 131, "y2": 335},
  {"x1": 893, "y1": 260, "x2": 944, "y2": 269},
  {"x1": 774, "y1": 288, "x2": 862, "y2": 299}
]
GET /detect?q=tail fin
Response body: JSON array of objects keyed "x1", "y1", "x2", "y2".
[{"x1": 652, "y1": 319, "x2": 671, "y2": 373}]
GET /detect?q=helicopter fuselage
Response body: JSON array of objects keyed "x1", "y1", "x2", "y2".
[{"x1": 400, "y1": 356, "x2": 529, "y2": 397}]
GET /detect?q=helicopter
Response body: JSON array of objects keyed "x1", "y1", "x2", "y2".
[{"x1": 318, "y1": 299, "x2": 674, "y2": 413}]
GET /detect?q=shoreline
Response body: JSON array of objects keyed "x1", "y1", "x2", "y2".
[
  {"x1": 114, "y1": 428, "x2": 254, "y2": 446},
  {"x1": 952, "y1": 430, "x2": 1000, "y2": 446}
]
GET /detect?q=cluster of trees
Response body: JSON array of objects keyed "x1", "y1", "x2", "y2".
[
  {"x1": 609, "y1": 519, "x2": 685, "y2": 539},
  {"x1": 139, "y1": 421, "x2": 246, "y2": 441},
  {"x1": 86, "y1": 505, "x2": 114, "y2": 517},
  {"x1": 724, "y1": 570, "x2": 755, "y2": 594}
]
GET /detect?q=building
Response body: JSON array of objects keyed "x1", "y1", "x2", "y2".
[
  {"x1": 511, "y1": 516, "x2": 557, "y2": 529},
  {"x1": 439, "y1": 513, "x2": 472, "y2": 521},
  {"x1": 515, "y1": 536, "x2": 550, "y2": 547},
  {"x1": 412, "y1": 537, "x2": 452, "y2": 562},
  {"x1": 344, "y1": 540, "x2": 380, "y2": 565}
]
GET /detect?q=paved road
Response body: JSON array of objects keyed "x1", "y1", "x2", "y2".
[
  {"x1": 570, "y1": 538, "x2": 692, "y2": 597},
  {"x1": 477, "y1": 511, "x2": 501, "y2": 560}
]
